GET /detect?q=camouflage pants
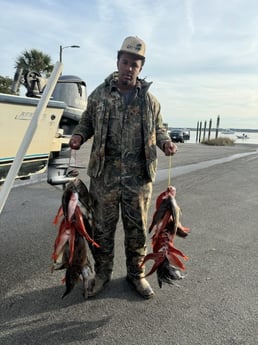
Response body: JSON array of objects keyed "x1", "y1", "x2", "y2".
[{"x1": 89, "y1": 167, "x2": 152, "y2": 280}]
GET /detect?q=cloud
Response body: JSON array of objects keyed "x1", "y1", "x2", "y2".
[
  {"x1": 1, "y1": 0, "x2": 258, "y2": 128},
  {"x1": 185, "y1": 0, "x2": 195, "y2": 35}
]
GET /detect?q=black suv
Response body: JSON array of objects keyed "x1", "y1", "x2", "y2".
[{"x1": 169, "y1": 129, "x2": 190, "y2": 143}]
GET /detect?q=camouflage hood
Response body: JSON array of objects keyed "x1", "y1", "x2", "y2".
[{"x1": 104, "y1": 72, "x2": 152, "y2": 95}]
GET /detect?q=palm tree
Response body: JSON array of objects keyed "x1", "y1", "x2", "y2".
[{"x1": 15, "y1": 49, "x2": 54, "y2": 77}]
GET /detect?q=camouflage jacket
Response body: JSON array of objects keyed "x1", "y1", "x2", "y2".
[{"x1": 73, "y1": 72, "x2": 171, "y2": 182}]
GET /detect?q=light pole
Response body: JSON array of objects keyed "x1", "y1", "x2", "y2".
[{"x1": 59, "y1": 45, "x2": 80, "y2": 62}]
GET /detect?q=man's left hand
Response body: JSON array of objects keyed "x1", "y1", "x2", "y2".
[{"x1": 164, "y1": 141, "x2": 177, "y2": 156}]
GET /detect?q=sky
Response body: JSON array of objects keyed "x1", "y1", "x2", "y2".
[{"x1": 1, "y1": 0, "x2": 258, "y2": 129}]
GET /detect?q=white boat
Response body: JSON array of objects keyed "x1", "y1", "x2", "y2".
[
  {"x1": 236, "y1": 133, "x2": 249, "y2": 139},
  {"x1": 0, "y1": 72, "x2": 87, "y2": 185}
]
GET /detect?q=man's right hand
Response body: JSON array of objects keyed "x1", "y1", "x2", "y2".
[{"x1": 69, "y1": 134, "x2": 83, "y2": 150}]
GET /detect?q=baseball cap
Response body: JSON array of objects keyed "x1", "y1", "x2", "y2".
[{"x1": 119, "y1": 36, "x2": 146, "y2": 58}]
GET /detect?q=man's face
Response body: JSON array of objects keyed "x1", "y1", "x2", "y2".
[{"x1": 117, "y1": 53, "x2": 143, "y2": 89}]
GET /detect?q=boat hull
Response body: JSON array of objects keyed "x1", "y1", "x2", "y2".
[{"x1": 0, "y1": 93, "x2": 66, "y2": 183}]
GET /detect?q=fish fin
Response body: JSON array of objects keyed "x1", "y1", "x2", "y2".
[
  {"x1": 166, "y1": 252, "x2": 186, "y2": 271},
  {"x1": 53, "y1": 206, "x2": 63, "y2": 225},
  {"x1": 51, "y1": 253, "x2": 58, "y2": 261},
  {"x1": 155, "y1": 190, "x2": 171, "y2": 209},
  {"x1": 142, "y1": 252, "x2": 166, "y2": 277},
  {"x1": 74, "y1": 207, "x2": 100, "y2": 248},
  {"x1": 151, "y1": 211, "x2": 171, "y2": 246},
  {"x1": 167, "y1": 243, "x2": 188, "y2": 260},
  {"x1": 149, "y1": 211, "x2": 164, "y2": 233},
  {"x1": 68, "y1": 225, "x2": 76, "y2": 265},
  {"x1": 149, "y1": 197, "x2": 171, "y2": 233},
  {"x1": 67, "y1": 192, "x2": 79, "y2": 221},
  {"x1": 152, "y1": 234, "x2": 168, "y2": 253},
  {"x1": 52, "y1": 219, "x2": 71, "y2": 261},
  {"x1": 176, "y1": 226, "x2": 190, "y2": 238}
]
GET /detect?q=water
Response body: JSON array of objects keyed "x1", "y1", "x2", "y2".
[{"x1": 187, "y1": 130, "x2": 258, "y2": 145}]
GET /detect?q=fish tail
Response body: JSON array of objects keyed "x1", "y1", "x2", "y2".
[
  {"x1": 166, "y1": 252, "x2": 186, "y2": 271},
  {"x1": 141, "y1": 252, "x2": 166, "y2": 277},
  {"x1": 61, "y1": 265, "x2": 81, "y2": 299}
]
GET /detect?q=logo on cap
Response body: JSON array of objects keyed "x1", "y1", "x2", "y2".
[{"x1": 126, "y1": 43, "x2": 142, "y2": 52}]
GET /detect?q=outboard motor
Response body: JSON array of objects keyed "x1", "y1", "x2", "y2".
[
  {"x1": 52, "y1": 75, "x2": 87, "y2": 134},
  {"x1": 47, "y1": 75, "x2": 87, "y2": 186}
]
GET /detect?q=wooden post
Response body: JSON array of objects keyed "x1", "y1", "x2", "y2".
[
  {"x1": 196, "y1": 121, "x2": 199, "y2": 143},
  {"x1": 216, "y1": 115, "x2": 220, "y2": 139},
  {"x1": 198, "y1": 121, "x2": 202, "y2": 143},
  {"x1": 208, "y1": 118, "x2": 212, "y2": 140},
  {"x1": 203, "y1": 120, "x2": 207, "y2": 141}
]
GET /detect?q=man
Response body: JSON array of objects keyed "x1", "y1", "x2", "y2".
[{"x1": 69, "y1": 36, "x2": 177, "y2": 299}]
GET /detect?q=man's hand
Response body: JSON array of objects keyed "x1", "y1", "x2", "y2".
[
  {"x1": 164, "y1": 141, "x2": 177, "y2": 156},
  {"x1": 69, "y1": 134, "x2": 83, "y2": 150}
]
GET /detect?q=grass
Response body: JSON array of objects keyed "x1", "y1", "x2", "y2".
[{"x1": 201, "y1": 136, "x2": 235, "y2": 146}]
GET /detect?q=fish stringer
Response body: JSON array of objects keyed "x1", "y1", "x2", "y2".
[
  {"x1": 66, "y1": 149, "x2": 83, "y2": 179},
  {"x1": 167, "y1": 154, "x2": 173, "y2": 187}
]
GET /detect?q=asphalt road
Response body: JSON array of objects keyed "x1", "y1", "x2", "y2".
[{"x1": 0, "y1": 143, "x2": 258, "y2": 345}]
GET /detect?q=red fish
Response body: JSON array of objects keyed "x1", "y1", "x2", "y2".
[
  {"x1": 142, "y1": 186, "x2": 190, "y2": 287},
  {"x1": 52, "y1": 178, "x2": 99, "y2": 299},
  {"x1": 60, "y1": 232, "x2": 92, "y2": 299}
]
